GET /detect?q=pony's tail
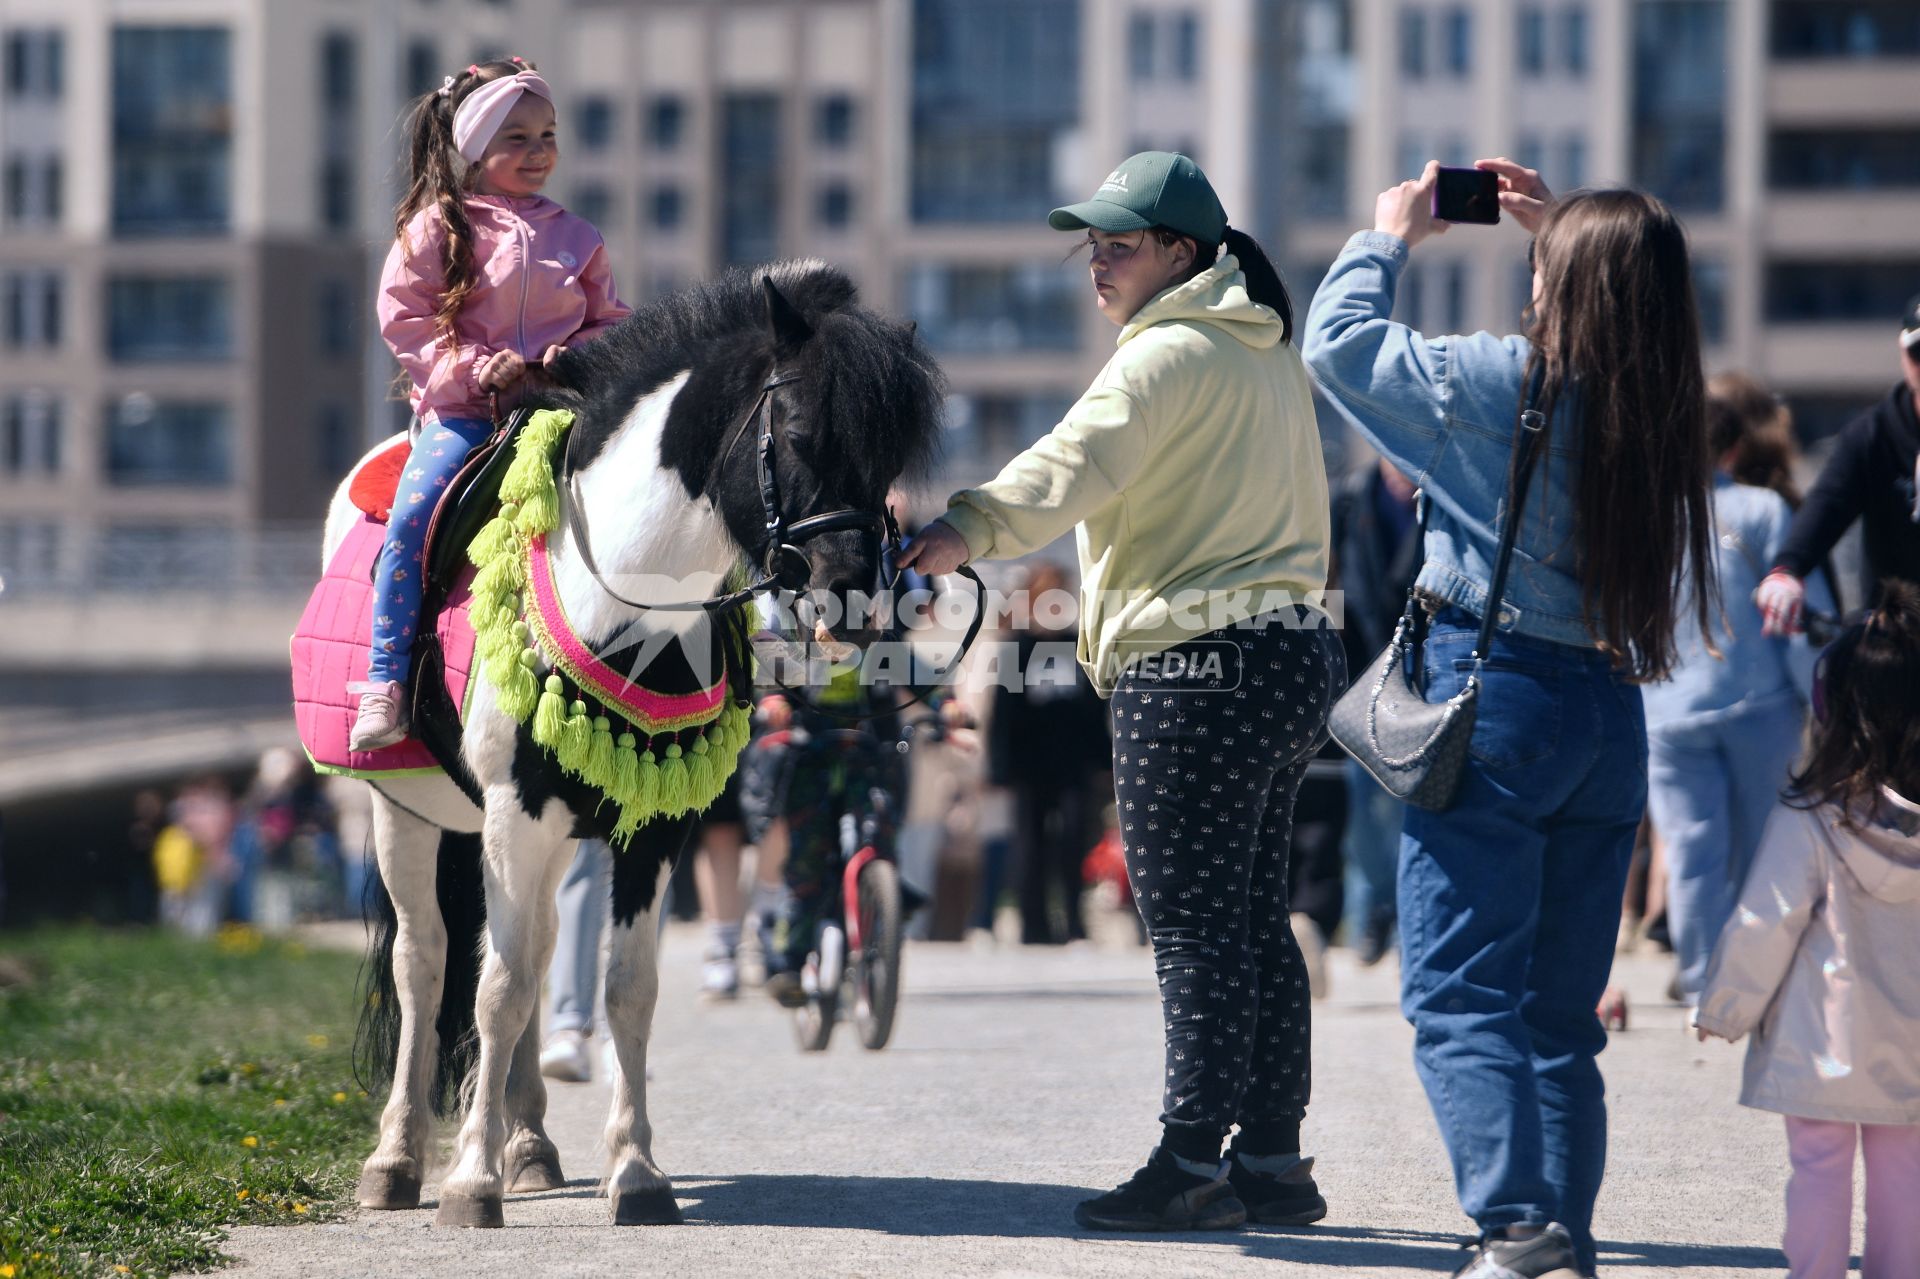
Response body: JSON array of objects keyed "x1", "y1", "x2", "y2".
[{"x1": 352, "y1": 831, "x2": 487, "y2": 1118}]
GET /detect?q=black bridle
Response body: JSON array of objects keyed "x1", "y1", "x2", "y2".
[{"x1": 558, "y1": 371, "x2": 984, "y2": 716}]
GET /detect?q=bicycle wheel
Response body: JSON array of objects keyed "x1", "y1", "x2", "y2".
[{"x1": 852, "y1": 858, "x2": 903, "y2": 1050}]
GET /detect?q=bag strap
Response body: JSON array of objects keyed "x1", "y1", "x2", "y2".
[{"x1": 1472, "y1": 364, "x2": 1551, "y2": 662}]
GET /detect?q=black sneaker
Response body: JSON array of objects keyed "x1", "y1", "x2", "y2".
[
  {"x1": 1225, "y1": 1151, "x2": 1328, "y2": 1225},
  {"x1": 1073, "y1": 1148, "x2": 1246, "y2": 1232},
  {"x1": 1452, "y1": 1223, "x2": 1583, "y2": 1279}
]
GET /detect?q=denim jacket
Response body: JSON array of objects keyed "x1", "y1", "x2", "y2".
[
  {"x1": 1641, "y1": 475, "x2": 1831, "y2": 729},
  {"x1": 1302, "y1": 231, "x2": 1594, "y2": 649}
]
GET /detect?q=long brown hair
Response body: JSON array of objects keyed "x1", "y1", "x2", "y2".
[
  {"x1": 393, "y1": 59, "x2": 531, "y2": 338},
  {"x1": 1526, "y1": 189, "x2": 1716, "y2": 681},
  {"x1": 1707, "y1": 371, "x2": 1804, "y2": 508},
  {"x1": 1787, "y1": 578, "x2": 1920, "y2": 823}
]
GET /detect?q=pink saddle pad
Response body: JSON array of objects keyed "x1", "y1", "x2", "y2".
[{"x1": 292, "y1": 515, "x2": 478, "y2": 778}]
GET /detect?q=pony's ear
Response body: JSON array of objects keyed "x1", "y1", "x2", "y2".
[
  {"x1": 762, "y1": 276, "x2": 813, "y2": 352},
  {"x1": 905, "y1": 320, "x2": 919, "y2": 339}
]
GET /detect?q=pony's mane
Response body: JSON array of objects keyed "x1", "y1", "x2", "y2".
[{"x1": 548, "y1": 259, "x2": 945, "y2": 491}]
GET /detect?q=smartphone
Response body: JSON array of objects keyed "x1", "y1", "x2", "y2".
[{"x1": 1432, "y1": 166, "x2": 1500, "y2": 225}]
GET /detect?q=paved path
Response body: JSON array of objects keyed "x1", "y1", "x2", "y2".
[{"x1": 224, "y1": 925, "x2": 1793, "y2": 1278}]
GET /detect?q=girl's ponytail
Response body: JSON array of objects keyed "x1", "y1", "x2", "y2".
[
  {"x1": 1221, "y1": 226, "x2": 1293, "y2": 344},
  {"x1": 393, "y1": 60, "x2": 527, "y2": 337}
]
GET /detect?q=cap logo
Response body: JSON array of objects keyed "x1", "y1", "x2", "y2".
[{"x1": 1098, "y1": 168, "x2": 1130, "y2": 194}]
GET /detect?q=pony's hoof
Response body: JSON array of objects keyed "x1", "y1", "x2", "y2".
[
  {"x1": 435, "y1": 1193, "x2": 505, "y2": 1228},
  {"x1": 356, "y1": 1166, "x2": 421, "y2": 1210},
  {"x1": 612, "y1": 1186, "x2": 683, "y2": 1225},
  {"x1": 508, "y1": 1151, "x2": 566, "y2": 1193}
]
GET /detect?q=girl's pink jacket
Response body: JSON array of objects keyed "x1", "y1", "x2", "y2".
[{"x1": 378, "y1": 192, "x2": 630, "y2": 425}]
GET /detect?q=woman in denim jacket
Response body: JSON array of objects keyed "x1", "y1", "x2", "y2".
[{"x1": 1302, "y1": 161, "x2": 1718, "y2": 1279}]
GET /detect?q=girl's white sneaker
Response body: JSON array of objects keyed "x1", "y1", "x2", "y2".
[{"x1": 348, "y1": 681, "x2": 409, "y2": 751}]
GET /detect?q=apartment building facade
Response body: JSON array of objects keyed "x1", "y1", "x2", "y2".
[
  {"x1": 6, "y1": 0, "x2": 1910, "y2": 600},
  {"x1": 1283, "y1": 0, "x2": 1920, "y2": 444}
]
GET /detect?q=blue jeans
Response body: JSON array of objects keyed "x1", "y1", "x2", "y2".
[
  {"x1": 1645, "y1": 692, "x2": 1804, "y2": 1003},
  {"x1": 1341, "y1": 756, "x2": 1403, "y2": 941},
  {"x1": 548, "y1": 839, "x2": 612, "y2": 1036},
  {"x1": 1399, "y1": 608, "x2": 1646, "y2": 1275},
  {"x1": 367, "y1": 416, "x2": 492, "y2": 685}
]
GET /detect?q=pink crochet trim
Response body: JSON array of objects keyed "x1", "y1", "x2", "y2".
[{"x1": 524, "y1": 532, "x2": 726, "y2": 733}]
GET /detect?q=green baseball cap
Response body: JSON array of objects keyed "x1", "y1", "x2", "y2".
[{"x1": 1048, "y1": 151, "x2": 1227, "y2": 244}]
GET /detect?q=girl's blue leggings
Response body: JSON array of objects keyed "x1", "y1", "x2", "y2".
[{"x1": 366, "y1": 416, "x2": 493, "y2": 685}]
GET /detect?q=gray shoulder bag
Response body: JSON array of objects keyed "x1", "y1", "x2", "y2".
[{"x1": 1327, "y1": 377, "x2": 1549, "y2": 812}]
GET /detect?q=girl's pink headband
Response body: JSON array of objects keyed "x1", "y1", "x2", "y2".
[{"x1": 451, "y1": 70, "x2": 553, "y2": 163}]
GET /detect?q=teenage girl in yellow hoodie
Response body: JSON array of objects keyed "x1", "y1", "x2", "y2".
[{"x1": 900, "y1": 152, "x2": 1340, "y2": 1232}]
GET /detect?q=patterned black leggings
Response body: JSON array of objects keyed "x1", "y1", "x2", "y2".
[{"x1": 1109, "y1": 611, "x2": 1343, "y2": 1163}]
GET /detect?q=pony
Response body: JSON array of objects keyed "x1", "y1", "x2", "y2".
[{"x1": 325, "y1": 261, "x2": 944, "y2": 1227}]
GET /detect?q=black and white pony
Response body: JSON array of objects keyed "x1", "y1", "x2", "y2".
[{"x1": 323, "y1": 261, "x2": 944, "y2": 1227}]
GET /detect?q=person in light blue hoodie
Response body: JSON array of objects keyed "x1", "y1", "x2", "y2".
[
  {"x1": 1301, "y1": 160, "x2": 1719, "y2": 1279},
  {"x1": 1643, "y1": 378, "x2": 1836, "y2": 1008}
]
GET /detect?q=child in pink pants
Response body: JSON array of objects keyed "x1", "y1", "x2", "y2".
[{"x1": 1694, "y1": 583, "x2": 1920, "y2": 1279}]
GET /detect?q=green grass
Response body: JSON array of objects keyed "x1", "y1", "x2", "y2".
[{"x1": 0, "y1": 926, "x2": 381, "y2": 1278}]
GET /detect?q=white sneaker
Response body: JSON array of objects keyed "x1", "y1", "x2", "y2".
[
  {"x1": 700, "y1": 947, "x2": 739, "y2": 1001},
  {"x1": 348, "y1": 680, "x2": 409, "y2": 751},
  {"x1": 538, "y1": 1028, "x2": 592, "y2": 1083}
]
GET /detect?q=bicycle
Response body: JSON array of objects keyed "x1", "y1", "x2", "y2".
[{"x1": 752, "y1": 718, "x2": 949, "y2": 1052}]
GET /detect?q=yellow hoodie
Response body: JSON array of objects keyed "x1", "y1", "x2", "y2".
[{"x1": 942, "y1": 257, "x2": 1330, "y2": 695}]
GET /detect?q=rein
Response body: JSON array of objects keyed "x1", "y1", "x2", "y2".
[{"x1": 553, "y1": 370, "x2": 988, "y2": 722}]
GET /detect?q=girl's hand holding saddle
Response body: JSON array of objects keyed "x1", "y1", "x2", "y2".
[
  {"x1": 894, "y1": 519, "x2": 970, "y2": 577},
  {"x1": 477, "y1": 349, "x2": 528, "y2": 391}
]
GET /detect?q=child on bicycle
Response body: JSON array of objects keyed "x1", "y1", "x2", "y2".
[
  {"x1": 1695, "y1": 580, "x2": 1920, "y2": 1279},
  {"x1": 353, "y1": 57, "x2": 629, "y2": 751}
]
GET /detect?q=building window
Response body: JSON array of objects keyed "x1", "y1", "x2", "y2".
[
  {"x1": 944, "y1": 392, "x2": 1078, "y2": 473},
  {"x1": 1562, "y1": 4, "x2": 1589, "y2": 75},
  {"x1": 646, "y1": 96, "x2": 685, "y2": 150},
  {"x1": 1129, "y1": 12, "x2": 1156, "y2": 78},
  {"x1": 322, "y1": 31, "x2": 355, "y2": 104},
  {"x1": 818, "y1": 182, "x2": 854, "y2": 230},
  {"x1": 4, "y1": 29, "x2": 62, "y2": 100},
  {"x1": 1398, "y1": 264, "x2": 1425, "y2": 331},
  {"x1": 3, "y1": 271, "x2": 61, "y2": 349},
  {"x1": 2, "y1": 392, "x2": 62, "y2": 477},
  {"x1": 1518, "y1": 6, "x2": 1547, "y2": 74},
  {"x1": 1515, "y1": 131, "x2": 1546, "y2": 175},
  {"x1": 405, "y1": 39, "x2": 439, "y2": 97},
  {"x1": 107, "y1": 276, "x2": 232, "y2": 361},
  {"x1": 1400, "y1": 7, "x2": 1429, "y2": 77},
  {"x1": 320, "y1": 156, "x2": 353, "y2": 231},
  {"x1": 317, "y1": 402, "x2": 357, "y2": 477},
  {"x1": 112, "y1": 27, "x2": 233, "y2": 236},
  {"x1": 578, "y1": 96, "x2": 613, "y2": 150},
  {"x1": 318, "y1": 278, "x2": 354, "y2": 358},
  {"x1": 1443, "y1": 7, "x2": 1472, "y2": 76},
  {"x1": 911, "y1": 0, "x2": 1081, "y2": 224},
  {"x1": 1768, "y1": 259, "x2": 1920, "y2": 323},
  {"x1": 1561, "y1": 132, "x2": 1587, "y2": 188},
  {"x1": 106, "y1": 398, "x2": 233, "y2": 486},
  {"x1": 1771, "y1": 3, "x2": 1920, "y2": 58},
  {"x1": 4, "y1": 151, "x2": 60, "y2": 227},
  {"x1": 817, "y1": 94, "x2": 856, "y2": 148},
  {"x1": 1632, "y1": 1, "x2": 1726, "y2": 212},
  {"x1": 0, "y1": 521, "x2": 61, "y2": 590},
  {"x1": 721, "y1": 94, "x2": 780, "y2": 266},
  {"x1": 1770, "y1": 128, "x2": 1920, "y2": 190},
  {"x1": 1441, "y1": 260, "x2": 1468, "y2": 332},
  {"x1": 571, "y1": 182, "x2": 613, "y2": 228},
  {"x1": 1693, "y1": 256, "x2": 1727, "y2": 345},
  {"x1": 649, "y1": 185, "x2": 685, "y2": 231},
  {"x1": 1397, "y1": 134, "x2": 1427, "y2": 181},
  {"x1": 1173, "y1": 12, "x2": 1202, "y2": 80},
  {"x1": 1299, "y1": 124, "x2": 1350, "y2": 220},
  {"x1": 902, "y1": 262, "x2": 1080, "y2": 354}
]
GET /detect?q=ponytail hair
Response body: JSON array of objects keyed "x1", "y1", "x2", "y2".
[
  {"x1": 1786, "y1": 578, "x2": 1920, "y2": 822},
  {"x1": 1154, "y1": 224, "x2": 1295, "y2": 343},
  {"x1": 393, "y1": 58, "x2": 532, "y2": 338}
]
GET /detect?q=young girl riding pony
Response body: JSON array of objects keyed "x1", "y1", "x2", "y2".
[{"x1": 351, "y1": 57, "x2": 630, "y2": 751}]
